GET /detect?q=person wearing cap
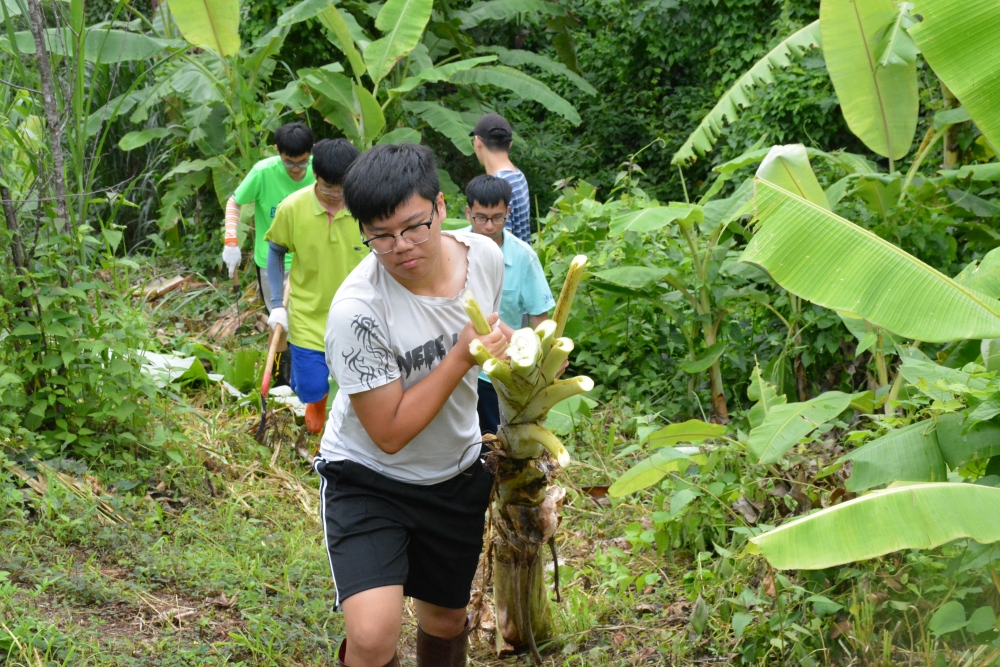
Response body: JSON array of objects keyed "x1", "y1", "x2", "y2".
[{"x1": 470, "y1": 114, "x2": 532, "y2": 244}]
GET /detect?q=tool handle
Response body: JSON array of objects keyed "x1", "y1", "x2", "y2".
[{"x1": 260, "y1": 278, "x2": 292, "y2": 399}]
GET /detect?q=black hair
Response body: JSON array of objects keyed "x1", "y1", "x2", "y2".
[
  {"x1": 311, "y1": 138, "x2": 360, "y2": 185},
  {"x1": 343, "y1": 143, "x2": 440, "y2": 227},
  {"x1": 479, "y1": 127, "x2": 513, "y2": 152},
  {"x1": 274, "y1": 122, "x2": 313, "y2": 157},
  {"x1": 465, "y1": 174, "x2": 512, "y2": 209}
]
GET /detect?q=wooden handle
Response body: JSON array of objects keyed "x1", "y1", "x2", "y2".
[{"x1": 260, "y1": 278, "x2": 292, "y2": 399}]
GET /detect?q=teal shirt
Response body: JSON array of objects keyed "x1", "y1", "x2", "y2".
[{"x1": 467, "y1": 228, "x2": 555, "y2": 381}]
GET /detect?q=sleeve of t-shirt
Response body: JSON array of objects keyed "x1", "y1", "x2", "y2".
[
  {"x1": 264, "y1": 200, "x2": 295, "y2": 252},
  {"x1": 325, "y1": 298, "x2": 400, "y2": 395},
  {"x1": 488, "y1": 242, "x2": 503, "y2": 316},
  {"x1": 233, "y1": 165, "x2": 261, "y2": 206},
  {"x1": 522, "y1": 251, "x2": 555, "y2": 316}
]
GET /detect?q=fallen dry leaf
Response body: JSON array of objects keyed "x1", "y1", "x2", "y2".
[
  {"x1": 612, "y1": 632, "x2": 626, "y2": 647},
  {"x1": 205, "y1": 592, "x2": 239, "y2": 608}
]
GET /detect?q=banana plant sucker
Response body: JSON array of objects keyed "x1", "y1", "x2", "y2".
[{"x1": 461, "y1": 255, "x2": 590, "y2": 664}]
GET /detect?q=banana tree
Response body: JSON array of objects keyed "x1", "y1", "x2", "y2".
[
  {"x1": 462, "y1": 256, "x2": 591, "y2": 664},
  {"x1": 284, "y1": 0, "x2": 594, "y2": 153},
  {"x1": 738, "y1": 178, "x2": 1000, "y2": 568}
]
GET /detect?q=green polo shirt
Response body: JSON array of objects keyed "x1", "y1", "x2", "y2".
[
  {"x1": 265, "y1": 185, "x2": 369, "y2": 351},
  {"x1": 234, "y1": 155, "x2": 315, "y2": 269}
]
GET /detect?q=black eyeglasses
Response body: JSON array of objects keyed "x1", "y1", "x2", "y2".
[
  {"x1": 362, "y1": 207, "x2": 435, "y2": 255},
  {"x1": 470, "y1": 210, "x2": 508, "y2": 227},
  {"x1": 282, "y1": 158, "x2": 310, "y2": 169}
]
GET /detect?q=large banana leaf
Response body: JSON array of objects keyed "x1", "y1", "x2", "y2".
[
  {"x1": 748, "y1": 366, "x2": 787, "y2": 429},
  {"x1": 842, "y1": 421, "x2": 946, "y2": 492},
  {"x1": 450, "y1": 66, "x2": 581, "y2": 125},
  {"x1": 477, "y1": 46, "x2": 597, "y2": 95},
  {"x1": 909, "y1": 0, "x2": 1000, "y2": 153},
  {"x1": 363, "y1": 0, "x2": 433, "y2": 85},
  {"x1": 955, "y1": 244, "x2": 1000, "y2": 299},
  {"x1": 317, "y1": 5, "x2": 367, "y2": 79},
  {"x1": 402, "y1": 101, "x2": 474, "y2": 156},
  {"x1": 750, "y1": 483, "x2": 1000, "y2": 570},
  {"x1": 608, "y1": 447, "x2": 702, "y2": 498},
  {"x1": 457, "y1": 0, "x2": 563, "y2": 29},
  {"x1": 935, "y1": 414, "x2": 1000, "y2": 469},
  {"x1": 390, "y1": 56, "x2": 497, "y2": 94},
  {"x1": 609, "y1": 204, "x2": 703, "y2": 235},
  {"x1": 168, "y1": 0, "x2": 240, "y2": 56},
  {"x1": 8, "y1": 28, "x2": 175, "y2": 62},
  {"x1": 671, "y1": 21, "x2": 821, "y2": 166},
  {"x1": 356, "y1": 84, "x2": 385, "y2": 145},
  {"x1": 741, "y1": 180, "x2": 1000, "y2": 342},
  {"x1": 820, "y1": 0, "x2": 918, "y2": 161},
  {"x1": 754, "y1": 144, "x2": 829, "y2": 208},
  {"x1": 748, "y1": 391, "x2": 854, "y2": 464}
]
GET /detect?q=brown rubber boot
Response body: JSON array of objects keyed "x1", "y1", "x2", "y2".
[
  {"x1": 305, "y1": 393, "x2": 329, "y2": 434},
  {"x1": 416, "y1": 620, "x2": 469, "y2": 667},
  {"x1": 336, "y1": 639, "x2": 400, "y2": 667}
]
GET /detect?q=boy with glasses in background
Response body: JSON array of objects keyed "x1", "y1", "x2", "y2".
[
  {"x1": 463, "y1": 174, "x2": 554, "y2": 435},
  {"x1": 221, "y1": 121, "x2": 315, "y2": 312},
  {"x1": 264, "y1": 139, "x2": 367, "y2": 435},
  {"x1": 470, "y1": 113, "x2": 532, "y2": 244}
]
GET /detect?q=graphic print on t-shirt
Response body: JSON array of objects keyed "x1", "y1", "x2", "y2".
[
  {"x1": 343, "y1": 313, "x2": 394, "y2": 389},
  {"x1": 396, "y1": 332, "x2": 460, "y2": 378}
]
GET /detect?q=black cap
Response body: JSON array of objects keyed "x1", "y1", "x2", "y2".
[{"x1": 470, "y1": 113, "x2": 513, "y2": 141}]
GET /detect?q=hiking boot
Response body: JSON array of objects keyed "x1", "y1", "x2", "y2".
[{"x1": 416, "y1": 619, "x2": 469, "y2": 667}]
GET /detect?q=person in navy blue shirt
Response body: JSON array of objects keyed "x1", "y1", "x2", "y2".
[{"x1": 470, "y1": 114, "x2": 532, "y2": 244}]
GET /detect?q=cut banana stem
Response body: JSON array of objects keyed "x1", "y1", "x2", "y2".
[
  {"x1": 470, "y1": 339, "x2": 495, "y2": 367},
  {"x1": 514, "y1": 376, "x2": 594, "y2": 424},
  {"x1": 484, "y1": 358, "x2": 513, "y2": 386},
  {"x1": 541, "y1": 338, "x2": 574, "y2": 384},
  {"x1": 499, "y1": 427, "x2": 544, "y2": 460},
  {"x1": 460, "y1": 289, "x2": 493, "y2": 335},
  {"x1": 533, "y1": 320, "x2": 557, "y2": 357},
  {"x1": 552, "y1": 255, "x2": 588, "y2": 339},
  {"x1": 509, "y1": 328, "x2": 542, "y2": 381},
  {"x1": 505, "y1": 423, "x2": 571, "y2": 466}
]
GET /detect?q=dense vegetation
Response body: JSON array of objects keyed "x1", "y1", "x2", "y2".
[{"x1": 3, "y1": 0, "x2": 1000, "y2": 665}]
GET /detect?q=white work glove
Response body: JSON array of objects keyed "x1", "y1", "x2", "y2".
[
  {"x1": 267, "y1": 307, "x2": 288, "y2": 333},
  {"x1": 222, "y1": 244, "x2": 242, "y2": 278}
]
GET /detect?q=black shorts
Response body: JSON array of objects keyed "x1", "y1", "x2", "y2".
[{"x1": 314, "y1": 456, "x2": 493, "y2": 609}]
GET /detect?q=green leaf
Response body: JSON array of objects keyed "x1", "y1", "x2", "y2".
[
  {"x1": 953, "y1": 248, "x2": 1000, "y2": 299},
  {"x1": 363, "y1": 0, "x2": 433, "y2": 85},
  {"x1": 748, "y1": 365, "x2": 787, "y2": 429},
  {"x1": 842, "y1": 421, "x2": 947, "y2": 492},
  {"x1": 982, "y1": 338, "x2": 1000, "y2": 373},
  {"x1": 909, "y1": 0, "x2": 1000, "y2": 154},
  {"x1": 102, "y1": 228, "x2": 124, "y2": 252},
  {"x1": 316, "y1": 4, "x2": 367, "y2": 78},
  {"x1": 457, "y1": 0, "x2": 563, "y2": 28},
  {"x1": 690, "y1": 595, "x2": 709, "y2": 636},
  {"x1": 874, "y1": 1, "x2": 919, "y2": 67},
  {"x1": 478, "y1": 45, "x2": 597, "y2": 95},
  {"x1": 377, "y1": 127, "x2": 421, "y2": 145},
  {"x1": 450, "y1": 65, "x2": 581, "y2": 125},
  {"x1": 671, "y1": 21, "x2": 821, "y2": 165},
  {"x1": 934, "y1": 106, "x2": 971, "y2": 130},
  {"x1": 609, "y1": 204, "x2": 704, "y2": 235},
  {"x1": 402, "y1": 101, "x2": 473, "y2": 156},
  {"x1": 742, "y1": 180, "x2": 1000, "y2": 342},
  {"x1": 749, "y1": 391, "x2": 854, "y2": 464},
  {"x1": 646, "y1": 419, "x2": 727, "y2": 449},
  {"x1": 592, "y1": 266, "x2": 670, "y2": 289},
  {"x1": 545, "y1": 394, "x2": 596, "y2": 436},
  {"x1": 356, "y1": 84, "x2": 385, "y2": 144},
  {"x1": 751, "y1": 483, "x2": 1000, "y2": 569},
  {"x1": 821, "y1": 0, "x2": 918, "y2": 160},
  {"x1": 389, "y1": 56, "x2": 497, "y2": 94},
  {"x1": 929, "y1": 601, "x2": 968, "y2": 636},
  {"x1": 967, "y1": 606, "x2": 997, "y2": 634},
  {"x1": 938, "y1": 163, "x2": 1000, "y2": 181},
  {"x1": 168, "y1": 0, "x2": 240, "y2": 56},
  {"x1": 9, "y1": 322, "x2": 38, "y2": 337},
  {"x1": 853, "y1": 173, "x2": 902, "y2": 219},
  {"x1": 732, "y1": 612, "x2": 754, "y2": 638},
  {"x1": 7, "y1": 28, "x2": 176, "y2": 63},
  {"x1": 304, "y1": 68, "x2": 361, "y2": 143},
  {"x1": 755, "y1": 144, "x2": 829, "y2": 209},
  {"x1": 680, "y1": 342, "x2": 728, "y2": 374},
  {"x1": 608, "y1": 447, "x2": 696, "y2": 498},
  {"x1": 118, "y1": 127, "x2": 171, "y2": 151},
  {"x1": 935, "y1": 413, "x2": 1000, "y2": 469}
]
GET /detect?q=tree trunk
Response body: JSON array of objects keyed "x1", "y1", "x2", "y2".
[
  {"x1": 941, "y1": 81, "x2": 961, "y2": 169},
  {"x1": 26, "y1": 0, "x2": 71, "y2": 234}
]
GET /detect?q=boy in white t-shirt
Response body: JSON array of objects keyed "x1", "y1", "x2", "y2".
[{"x1": 316, "y1": 143, "x2": 511, "y2": 667}]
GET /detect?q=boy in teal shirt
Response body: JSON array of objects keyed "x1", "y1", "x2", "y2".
[
  {"x1": 221, "y1": 122, "x2": 315, "y2": 313},
  {"x1": 264, "y1": 139, "x2": 367, "y2": 434},
  {"x1": 464, "y1": 174, "x2": 554, "y2": 434}
]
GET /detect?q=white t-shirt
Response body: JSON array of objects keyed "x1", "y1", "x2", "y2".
[{"x1": 320, "y1": 231, "x2": 504, "y2": 485}]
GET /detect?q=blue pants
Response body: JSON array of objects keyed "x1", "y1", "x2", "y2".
[{"x1": 289, "y1": 343, "x2": 330, "y2": 404}]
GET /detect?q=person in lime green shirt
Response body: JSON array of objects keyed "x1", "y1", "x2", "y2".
[
  {"x1": 221, "y1": 122, "x2": 315, "y2": 314},
  {"x1": 264, "y1": 138, "x2": 368, "y2": 434}
]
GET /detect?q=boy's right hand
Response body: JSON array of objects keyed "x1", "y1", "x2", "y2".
[
  {"x1": 267, "y1": 307, "x2": 288, "y2": 333},
  {"x1": 222, "y1": 243, "x2": 241, "y2": 278},
  {"x1": 457, "y1": 312, "x2": 507, "y2": 367}
]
